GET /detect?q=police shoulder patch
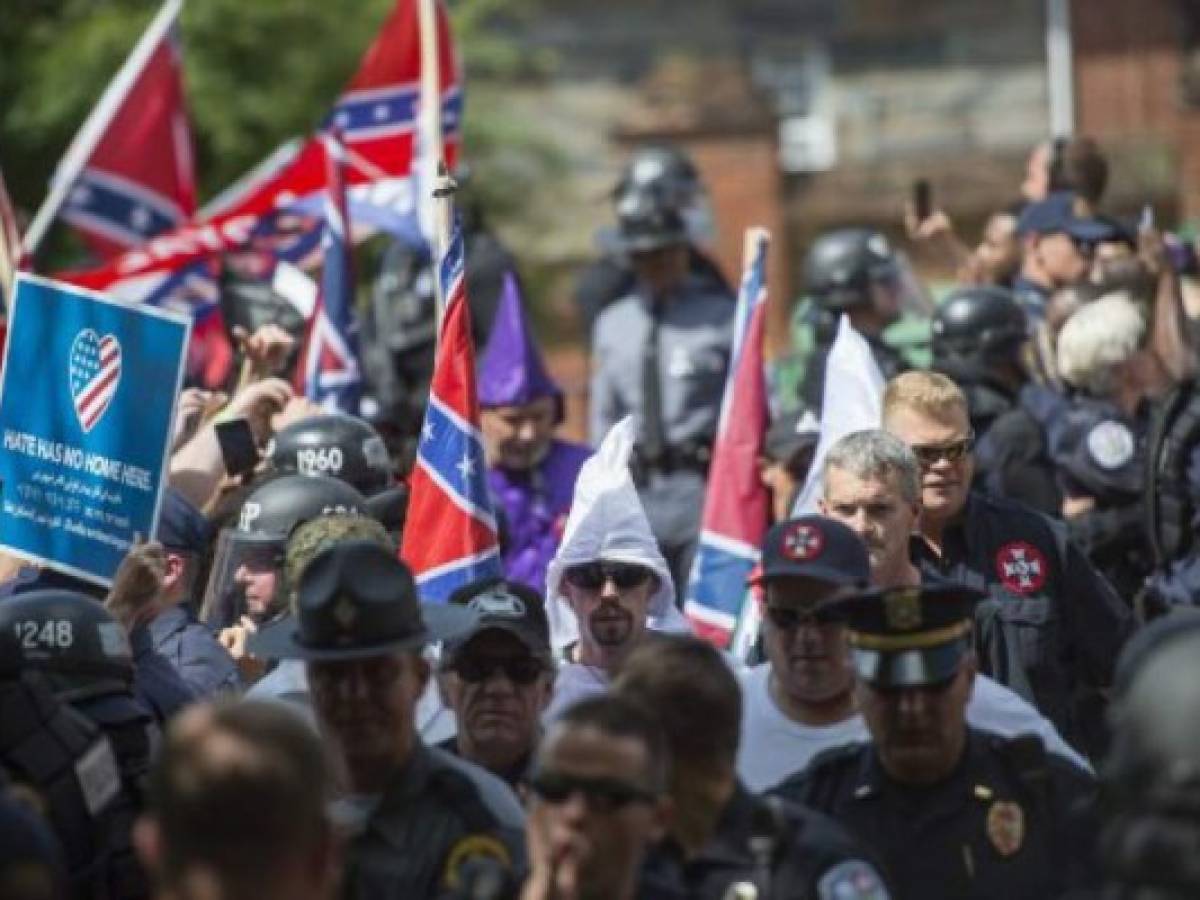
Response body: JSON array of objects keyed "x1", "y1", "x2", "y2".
[
  {"x1": 817, "y1": 859, "x2": 890, "y2": 899},
  {"x1": 1085, "y1": 420, "x2": 1135, "y2": 471},
  {"x1": 441, "y1": 833, "x2": 512, "y2": 889}
]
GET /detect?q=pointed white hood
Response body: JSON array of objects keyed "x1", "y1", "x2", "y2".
[{"x1": 545, "y1": 416, "x2": 691, "y2": 651}]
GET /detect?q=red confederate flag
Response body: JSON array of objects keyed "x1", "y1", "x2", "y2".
[
  {"x1": 37, "y1": 0, "x2": 195, "y2": 261},
  {"x1": 59, "y1": 0, "x2": 461, "y2": 302},
  {"x1": 400, "y1": 215, "x2": 502, "y2": 602}
]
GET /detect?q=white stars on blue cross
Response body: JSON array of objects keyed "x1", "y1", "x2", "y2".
[{"x1": 417, "y1": 397, "x2": 492, "y2": 522}]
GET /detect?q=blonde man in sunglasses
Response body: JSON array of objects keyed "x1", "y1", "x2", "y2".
[{"x1": 882, "y1": 371, "x2": 1134, "y2": 758}]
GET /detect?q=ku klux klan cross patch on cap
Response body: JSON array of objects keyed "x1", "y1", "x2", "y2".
[
  {"x1": 68, "y1": 329, "x2": 122, "y2": 433},
  {"x1": 782, "y1": 522, "x2": 825, "y2": 561}
]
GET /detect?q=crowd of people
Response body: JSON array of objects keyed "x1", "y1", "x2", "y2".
[{"x1": 5, "y1": 132, "x2": 1200, "y2": 900}]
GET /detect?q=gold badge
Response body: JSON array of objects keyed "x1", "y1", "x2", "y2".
[
  {"x1": 441, "y1": 834, "x2": 512, "y2": 888},
  {"x1": 986, "y1": 800, "x2": 1025, "y2": 857},
  {"x1": 884, "y1": 588, "x2": 922, "y2": 631}
]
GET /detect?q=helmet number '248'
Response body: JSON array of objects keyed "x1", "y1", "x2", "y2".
[
  {"x1": 14, "y1": 620, "x2": 74, "y2": 650},
  {"x1": 297, "y1": 446, "x2": 344, "y2": 476}
]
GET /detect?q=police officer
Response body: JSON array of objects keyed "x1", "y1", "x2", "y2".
[
  {"x1": 615, "y1": 633, "x2": 892, "y2": 899},
  {"x1": 204, "y1": 473, "x2": 369, "y2": 630},
  {"x1": 802, "y1": 228, "x2": 911, "y2": 414},
  {"x1": 934, "y1": 285, "x2": 1066, "y2": 516},
  {"x1": 883, "y1": 371, "x2": 1135, "y2": 756},
  {"x1": 363, "y1": 177, "x2": 518, "y2": 447},
  {"x1": 250, "y1": 540, "x2": 525, "y2": 897},
  {"x1": 0, "y1": 628, "x2": 129, "y2": 898},
  {"x1": 267, "y1": 412, "x2": 407, "y2": 533},
  {"x1": 0, "y1": 590, "x2": 153, "y2": 897},
  {"x1": 1142, "y1": 377, "x2": 1200, "y2": 615},
  {"x1": 573, "y1": 143, "x2": 730, "y2": 339},
  {"x1": 589, "y1": 188, "x2": 734, "y2": 590},
  {"x1": 932, "y1": 287, "x2": 1028, "y2": 440},
  {"x1": 772, "y1": 582, "x2": 1100, "y2": 900},
  {"x1": 1100, "y1": 613, "x2": 1200, "y2": 894}
]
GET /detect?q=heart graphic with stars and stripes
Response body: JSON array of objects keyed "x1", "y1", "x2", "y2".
[{"x1": 68, "y1": 329, "x2": 122, "y2": 433}]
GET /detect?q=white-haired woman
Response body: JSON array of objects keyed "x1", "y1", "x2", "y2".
[{"x1": 1053, "y1": 291, "x2": 1171, "y2": 597}]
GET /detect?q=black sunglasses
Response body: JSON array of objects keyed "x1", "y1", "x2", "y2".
[
  {"x1": 765, "y1": 604, "x2": 846, "y2": 631},
  {"x1": 530, "y1": 771, "x2": 657, "y2": 813},
  {"x1": 452, "y1": 655, "x2": 545, "y2": 686},
  {"x1": 563, "y1": 561, "x2": 653, "y2": 591},
  {"x1": 909, "y1": 430, "x2": 974, "y2": 467}
]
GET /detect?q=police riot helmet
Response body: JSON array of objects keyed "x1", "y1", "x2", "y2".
[
  {"x1": 932, "y1": 287, "x2": 1028, "y2": 366},
  {"x1": 233, "y1": 474, "x2": 369, "y2": 549},
  {"x1": 0, "y1": 590, "x2": 134, "y2": 701},
  {"x1": 612, "y1": 145, "x2": 701, "y2": 209},
  {"x1": 615, "y1": 189, "x2": 689, "y2": 254},
  {"x1": 1102, "y1": 620, "x2": 1200, "y2": 893},
  {"x1": 267, "y1": 414, "x2": 393, "y2": 496},
  {"x1": 804, "y1": 228, "x2": 900, "y2": 311},
  {"x1": 204, "y1": 474, "x2": 370, "y2": 626}
]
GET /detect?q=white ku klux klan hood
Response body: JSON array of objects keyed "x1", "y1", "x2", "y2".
[{"x1": 545, "y1": 416, "x2": 691, "y2": 651}]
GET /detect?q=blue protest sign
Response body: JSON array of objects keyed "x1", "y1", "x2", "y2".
[{"x1": 0, "y1": 273, "x2": 190, "y2": 585}]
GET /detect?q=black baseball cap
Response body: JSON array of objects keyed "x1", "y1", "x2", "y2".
[
  {"x1": 155, "y1": 487, "x2": 213, "y2": 554},
  {"x1": 444, "y1": 578, "x2": 552, "y2": 662},
  {"x1": 249, "y1": 540, "x2": 476, "y2": 661},
  {"x1": 834, "y1": 580, "x2": 984, "y2": 688},
  {"x1": 754, "y1": 515, "x2": 871, "y2": 588}
]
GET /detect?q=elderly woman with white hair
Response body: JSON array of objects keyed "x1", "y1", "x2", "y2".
[{"x1": 1053, "y1": 291, "x2": 1172, "y2": 597}]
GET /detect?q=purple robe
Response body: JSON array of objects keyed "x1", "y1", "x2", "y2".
[{"x1": 489, "y1": 439, "x2": 591, "y2": 593}]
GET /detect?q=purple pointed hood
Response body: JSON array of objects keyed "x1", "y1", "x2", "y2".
[{"x1": 478, "y1": 272, "x2": 563, "y2": 416}]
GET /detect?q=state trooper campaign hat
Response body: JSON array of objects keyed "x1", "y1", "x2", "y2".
[
  {"x1": 834, "y1": 581, "x2": 985, "y2": 689},
  {"x1": 753, "y1": 515, "x2": 872, "y2": 588},
  {"x1": 443, "y1": 579, "x2": 552, "y2": 662},
  {"x1": 249, "y1": 540, "x2": 476, "y2": 661}
]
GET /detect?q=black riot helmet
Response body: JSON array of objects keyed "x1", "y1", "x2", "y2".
[
  {"x1": 613, "y1": 145, "x2": 701, "y2": 210},
  {"x1": 804, "y1": 228, "x2": 900, "y2": 311},
  {"x1": 232, "y1": 473, "x2": 369, "y2": 550},
  {"x1": 932, "y1": 287, "x2": 1028, "y2": 363},
  {"x1": 204, "y1": 474, "x2": 371, "y2": 626},
  {"x1": 0, "y1": 590, "x2": 134, "y2": 701},
  {"x1": 615, "y1": 189, "x2": 689, "y2": 254},
  {"x1": 267, "y1": 414, "x2": 393, "y2": 496},
  {"x1": 1102, "y1": 621, "x2": 1200, "y2": 894}
]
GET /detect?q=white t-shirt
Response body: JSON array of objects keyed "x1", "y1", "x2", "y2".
[
  {"x1": 736, "y1": 664, "x2": 1090, "y2": 792},
  {"x1": 542, "y1": 662, "x2": 611, "y2": 723}
]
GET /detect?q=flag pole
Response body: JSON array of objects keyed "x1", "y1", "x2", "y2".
[
  {"x1": 417, "y1": 0, "x2": 451, "y2": 336},
  {"x1": 22, "y1": 0, "x2": 185, "y2": 260}
]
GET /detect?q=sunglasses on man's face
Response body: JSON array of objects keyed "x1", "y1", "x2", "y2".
[
  {"x1": 909, "y1": 430, "x2": 974, "y2": 467},
  {"x1": 529, "y1": 770, "x2": 658, "y2": 813},
  {"x1": 452, "y1": 655, "x2": 545, "y2": 686},
  {"x1": 563, "y1": 561, "x2": 653, "y2": 591},
  {"x1": 765, "y1": 604, "x2": 846, "y2": 631}
]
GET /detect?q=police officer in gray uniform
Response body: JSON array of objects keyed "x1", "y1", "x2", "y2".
[
  {"x1": 250, "y1": 540, "x2": 525, "y2": 898},
  {"x1": 589, "y1": 189, "x2": 734, "y2": 591}
]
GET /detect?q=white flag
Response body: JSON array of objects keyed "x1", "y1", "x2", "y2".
[{"x1": 792, "y1": 315, "x2": 886, "y2": 515}]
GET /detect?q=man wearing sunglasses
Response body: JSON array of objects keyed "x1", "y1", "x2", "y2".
[
  {"x1": 522, "y1": 695, "x2": 672, "y2": 900},
  {"x1": 544, "y1": 558, "x2": 661, "y2": 721},
  {"x1": 882, "y1": 372, "x2": 1134, "y2": 757},
  {"x1": 439, "y1": 579, "x2": 556, "y2": 790},
  {"x1": 773, "y1": 583, "x2": 1101, "y2": 900},
  {"x1": 739, "y1": 510, "x2": 1087, "y2": 794}
]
